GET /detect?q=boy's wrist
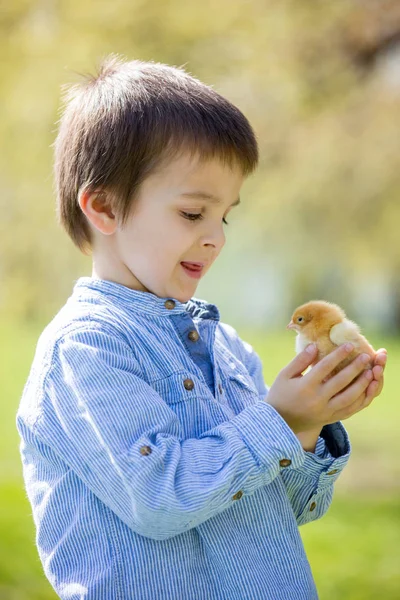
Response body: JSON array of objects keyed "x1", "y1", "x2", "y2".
[{"x1": 295, "y1": 427, "x2": 322, "y2": 453}]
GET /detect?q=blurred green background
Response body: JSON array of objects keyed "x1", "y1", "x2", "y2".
[{"x1": 1, "y1": 1, "x2": 399, "y2": 598}]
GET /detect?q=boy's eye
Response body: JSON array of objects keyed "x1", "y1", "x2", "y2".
[
  {"x1": 180, "y1": 211, "x2": 229, "y2": 225},
  {"x1": 181, "y1": 212, "x2": 203, "y2": 221}
]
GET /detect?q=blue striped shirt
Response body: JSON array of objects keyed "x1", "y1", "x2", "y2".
[{"x1": 17, "y1": 277, "x2": 351, "y2": 599}]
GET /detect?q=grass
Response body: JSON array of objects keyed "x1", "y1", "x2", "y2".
[
  {"x1": 1, "y1": 319, "x2": 399, "y2": 599},
  {"x1": 301, "y1": 496, "x2": 400, "y2": 600}
]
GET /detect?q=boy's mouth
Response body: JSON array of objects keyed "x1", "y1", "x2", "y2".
[
  {"x1": 181, "y1": 262, "x2": 204, "y2": 270},
  {"x1": 180, "y1": 262, "x2": 204, "y2": 279}
]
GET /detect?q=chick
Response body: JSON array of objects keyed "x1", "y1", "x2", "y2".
[{"x1": 287, "y1": 300, "x2": 375, "y2": 376}]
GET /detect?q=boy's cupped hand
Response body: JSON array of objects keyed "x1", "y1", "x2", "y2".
[{"x1": 265, "y1": 343, "x2": 387, "y2": 439}]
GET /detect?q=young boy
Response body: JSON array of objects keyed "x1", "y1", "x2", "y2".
[{"x1": 17, "y1": 56, "x2": 386, "y2": 600}]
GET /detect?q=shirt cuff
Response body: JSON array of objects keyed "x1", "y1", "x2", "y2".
[
  {"x1": 300, "y1": 421, "x2": 351, "y2": 486},
  {"x1": 229, "y1": 401, "x2": 305, "y2": 474}
]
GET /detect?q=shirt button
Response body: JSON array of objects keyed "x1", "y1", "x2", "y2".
[
  {"x1": 218, "y1": 383, "x2": 223, "y2": 394},
  {"x1": 139, "y1": 445, "x2": 152, "y2": 456},
  {"x1": 183, "y1": 378, "x2": 195, "y2": 391},
  {"x1": 309, "y1": 501, "x2": 317, "y2": 512},
  {"x1": 279, "y1": 458, "x2": 292, "y2": 468},
  {"x1": 327, "y1": 469, "x2": 339, "y2": 475},
  {"x1": 164, "y1": 299, "x2": 176, "y2": 310},
  {"x1": 232, "y1": 490, "x2": 243, "y2": 501},
  {"x1": 188, "y1": 329, "x2": 199, "y2": 342}
]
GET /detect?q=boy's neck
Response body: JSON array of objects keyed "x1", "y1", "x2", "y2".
[{"x1": 91, "y1": 247, "x2": 149, "y2": 293}]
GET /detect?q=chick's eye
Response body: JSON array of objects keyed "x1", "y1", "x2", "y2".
[{"x1": 297, "y1": 317, "x2": 303, "y2": 323}]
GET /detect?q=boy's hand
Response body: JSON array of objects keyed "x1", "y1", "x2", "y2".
[{"x1": 265, "y1": 343, "x2": 387, "y2": 436}]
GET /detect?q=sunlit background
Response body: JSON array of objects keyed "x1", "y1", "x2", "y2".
[{"x1": 1, "y1": 1, "x2": 399, "y2": 599}]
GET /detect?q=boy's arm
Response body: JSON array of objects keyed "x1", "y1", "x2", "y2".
[
  {"x1": 221, "y1": 324, "x2": 351, "y2": 525},
  {"x1": 28, "y1": 325, "x2": 308, "y2": 541}
]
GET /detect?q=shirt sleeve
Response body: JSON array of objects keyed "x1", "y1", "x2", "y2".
[
  {"x1": 278, "y1": 422, "x2": 351, "y2": 525},
  {"x1": 314, "y1": 436, "x2": 329, "y2": 458},
  {"x1": 35, "y1": 325, "x2": 307, "y2": 541}
]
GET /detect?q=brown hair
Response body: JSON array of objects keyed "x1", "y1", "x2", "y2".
[{"x1": 54, "y1": 55, "x2": 259, "y2": 254}]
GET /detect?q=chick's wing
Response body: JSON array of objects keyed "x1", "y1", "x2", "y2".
[
  {"x1": 329, "y1": 319, "x2": 361, "y2": 346},
  {"x1": 330, "y1": 318, "x2": 375, "y2": 362}
]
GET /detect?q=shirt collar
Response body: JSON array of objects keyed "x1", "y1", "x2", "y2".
[{"x1": 72, "y1": 277, "x2": 220, "y2": 321}]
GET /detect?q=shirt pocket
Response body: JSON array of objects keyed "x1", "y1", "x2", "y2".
[
  {"x1": 150, "y1": 371, "x2": 231, "y2": 437},
  {"x1": 216, "y1": 345, "x2": 260, "y2": 415}
]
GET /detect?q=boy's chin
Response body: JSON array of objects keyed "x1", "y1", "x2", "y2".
[
  {"x1": 173, "y1": 285, "x2": 198, "y2": 304},
  {"x1": 153, "y1": 285, "x2": 194, "y2": 304},
  {"x1": 174, "y1": 292, "x2": 194, "y2": 304}
]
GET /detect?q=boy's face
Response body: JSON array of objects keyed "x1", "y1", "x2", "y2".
[{"x1": 92, "y1": 153, "x2": 245, "y2": 302}]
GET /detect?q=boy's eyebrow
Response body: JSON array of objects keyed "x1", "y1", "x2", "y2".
[{"x1": 180, "y1": 191, "x2": 241, "y2": 207}]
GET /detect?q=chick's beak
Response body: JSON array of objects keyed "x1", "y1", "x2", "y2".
[{"x1": 286, "y1": 322, "x2": 296, "y2": 330}]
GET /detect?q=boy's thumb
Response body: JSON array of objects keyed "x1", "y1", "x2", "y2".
[{"x1": 282, "y1": 344, "x2": 318, "y2": 378}]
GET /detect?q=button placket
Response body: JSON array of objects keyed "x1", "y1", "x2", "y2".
[
  {"x1": 170, "y1": 315, "x2": 210, "y2": 391},
  {"x1": 188, "y1": 329, "x2": 199, "y2": 342}
]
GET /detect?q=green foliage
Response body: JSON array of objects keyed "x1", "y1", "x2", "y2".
[
  {"x1": 1, "y1": 1, "x2": 399, "y2": 321},
  {"x1": 2, "y1": 319, "x2": 399, "y2": 598}
]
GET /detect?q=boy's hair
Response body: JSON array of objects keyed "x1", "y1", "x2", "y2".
[{"x1": 54, "y1": 55, "x2": 259, "y2": 254}]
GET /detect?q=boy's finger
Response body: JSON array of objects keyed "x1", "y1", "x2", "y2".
[
  {"x1": 309, "y1": 343, "x2": 355, "y2": 383},
  {"x1": 375, "y1": 348, "x2": 387, "y2": 355},
  {"x1": 363, "y1": 379, "x2": 380, "y2": 405},
  {"x1": 323, "y1": 353, "x2": 371, "y2": 397},
  {"x1": 331, "y1": 370, "x2": 382, "y2": 421},
  {"x1": 372, "y1": 365, "x2": 383, "y2": 380},
  {"x1": 328, "y1": 369, "x2": 372, "y2": 414},
  {"x1": 282, "y1": 344, "x2": 318, "y2": 379},
  {"x1": 374, "y1": 351, "x2": 387, "y2": 368},
  {"x1": 332, "y1": 390, "x2": 367, "y2": 420}
]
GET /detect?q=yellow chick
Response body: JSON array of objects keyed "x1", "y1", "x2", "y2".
[{"x1": 287, "y1": 300, "x2": 375, "y2": 376}]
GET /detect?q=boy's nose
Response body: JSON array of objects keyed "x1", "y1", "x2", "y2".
[{"x1": 201, "y1": 224, "x2": 226, "y2": 250}]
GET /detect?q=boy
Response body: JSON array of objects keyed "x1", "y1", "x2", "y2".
[{"x1": 17, "y1": 55, "x2": 386, "y2": 599}]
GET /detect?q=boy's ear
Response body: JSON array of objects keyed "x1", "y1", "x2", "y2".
[{"x1": 78, "y1": 189, "x2": 117, "y2": 235}]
